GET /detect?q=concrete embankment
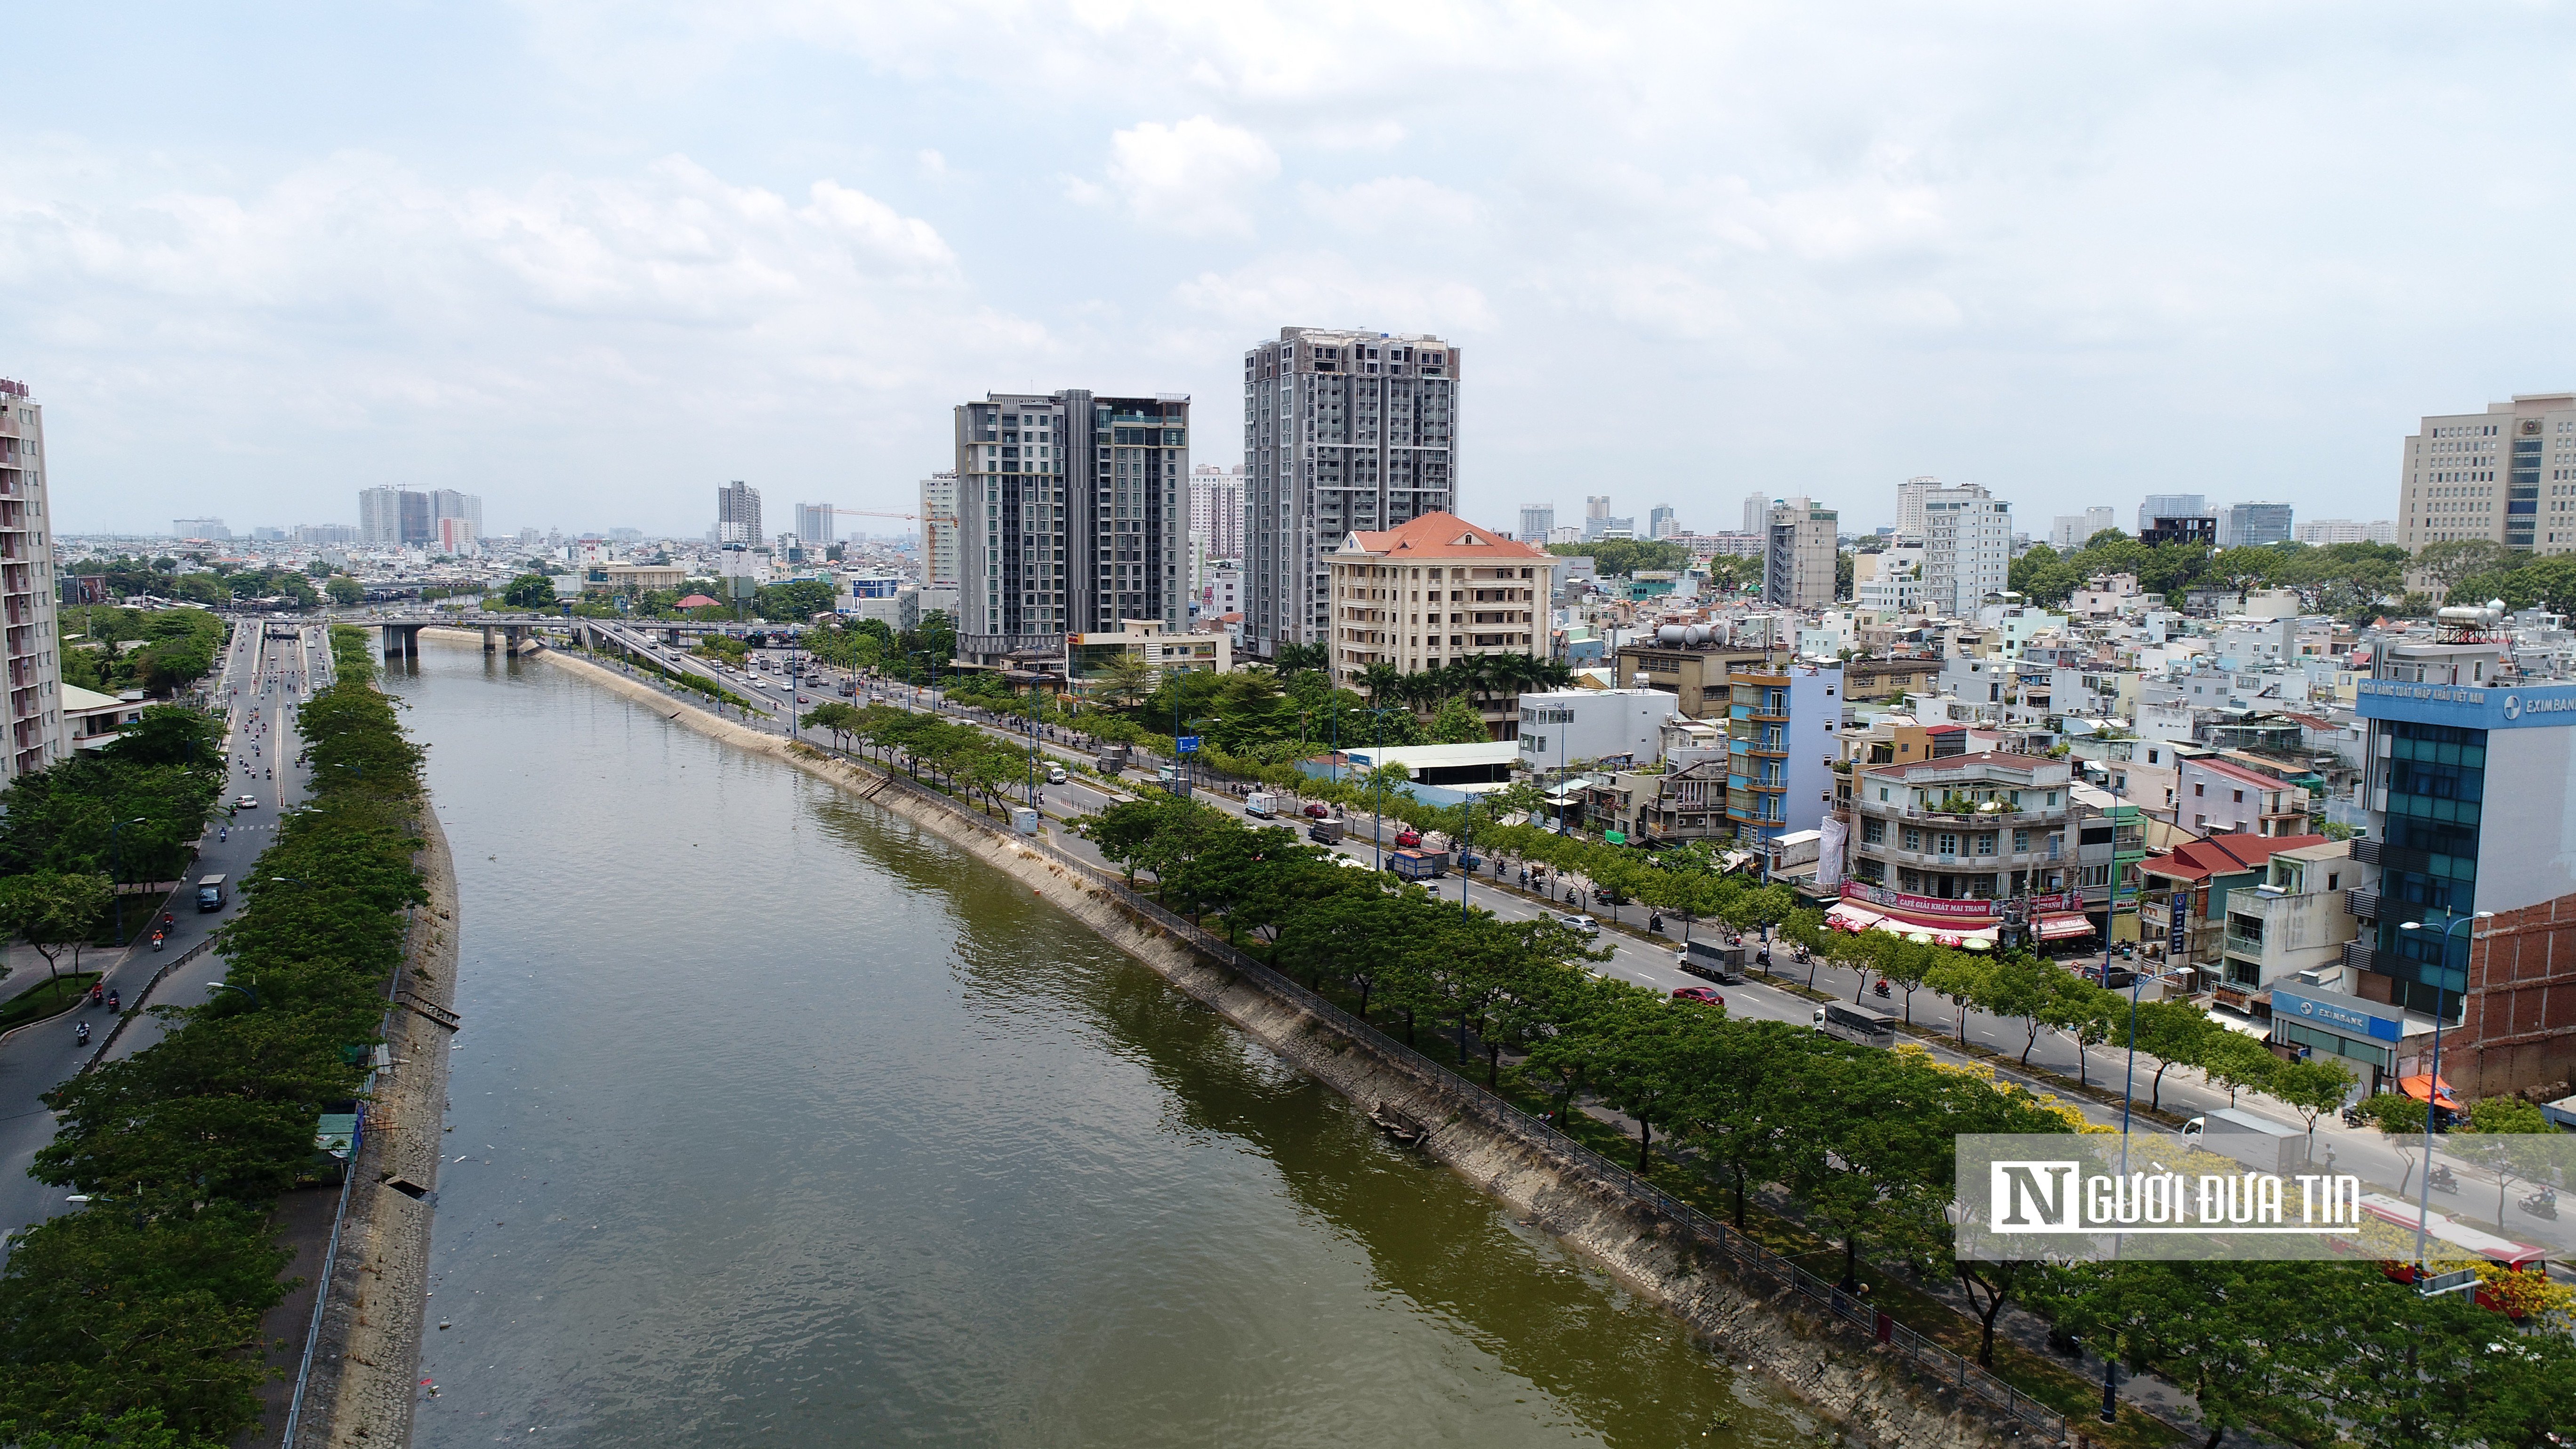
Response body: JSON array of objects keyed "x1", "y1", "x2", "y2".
[
  {"x1": 527, "y1": 643, "x2": 2035, "y2": 1449},
  {"x1": 291, "y1": 803, "x2": 463, "y2": 1449}
]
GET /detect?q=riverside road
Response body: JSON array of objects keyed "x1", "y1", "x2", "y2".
[
  {"x1": 549, "y1": 620, "x2": 2576, "y2": 1276},
  {"x1": 0, "y1": 620, "x2": 328, "y2": 1245}
]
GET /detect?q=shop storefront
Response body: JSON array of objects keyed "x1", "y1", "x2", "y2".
[{"x1": 2269, "y1": 983, "x2": 2437, "y2": 1096}]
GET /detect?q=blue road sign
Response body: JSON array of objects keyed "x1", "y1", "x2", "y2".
[{"x1": 1175, "y1": 735, "x2": 1201, "y2": 754}]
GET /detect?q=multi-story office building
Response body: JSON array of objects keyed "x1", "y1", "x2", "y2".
[
  {"x1": 2336, "y1": 650, "x2": 2576, "y2": 1094},
  {"x1": 1649, "y1": 505, "x2": 1678, "y2": 539},
  {"x1": 1325, "y1": 512, "x2": 1549, "y2": 737},
  {"x1": 918, "y1": 471, "x2": 959, "y2": 586},
  {"x1": 1836, "y1": 752, "x2": 2082, "y2": 942},
  {"x1": 2216, "y1": 501, "x2": 2294, "y2": 548},
  {"x1": 2136, "y1": 493, "x2": 2208, "y2": 534},
  {"x1": 1242, "y1": 328, "x2": 1459, "y2": 658},
  {"x1": 1585, "y1": 496, "x2": 1610, "y2": 527},
  {"x1": 0, "y1": 379, "x2": 64, "y2": 781},
  {"x1": 2049, "y1": 507, "x2": 2115, "y2": 549},
  {"x1": 2396, "y1": 392, "x2": 2576, "y2": 553},
  {"x1": 1723, "y1": 663, "x2": 1842, "y2": 853},
  {"x1": 1189, "y1": 463, "x2": 1245, "y2": 563},
  {"x1": 293, "y1": 523, "x2": 359, "y2": 546},
  {"x1": 434, "y1": 516, "x2": 478, "y2": 554},
  {"x1": 1517, "y1": 504, "x2": 1555, "y2": 545},
  {"x1": 716, "y1": 481, "x2": 763, "y2": 545},
  {"x1": 172, "y1": 517, "x2": 230, "y2": 539},
  {"x1": 794, "y1": 503, "x2": 837, "y2": 546},
  {"x1": 2298, "y1": 518, "x2": 2398, "y2": 545},
  {"x1": 1763, "y1": 498, "x2": 1838, "y2": 609},
  {"x1": 1922, "y1": 490, "x2": 2010, "y2": 615},
  {"x1": 955, "y1": 391, "x2": 1189, "y2": 662},
  {"x1": 1741, "y1": 492, "x2": 1770, "y2": 537},
  {"x1": 1586, "y1": 515, "x2": 1635, "y2": 541}
]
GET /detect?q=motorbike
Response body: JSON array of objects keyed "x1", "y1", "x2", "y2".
[
  {"x1": 74, "y1": 1021, "x2": 89, "y2": 1046},
  {"x1": 2520, "y1": 1190, "x2": 2559, "y2": 1220},
  {"x1": 2426, "y1": 1165, "x2": 2459, "y2": 1195},
  {"x1": 1647, "y1": 914, "x2": 1665, "y2": 934},
  {"x1": 151, "y1": 932, "x2": 165, "y2": 952},
  {"x1": 105, "y1": 990, "x2": 120, "y2": 1013},
  {"x1": 89, "y1": 984, "x2": 104, "y2": 1007},
  {"x1": 1872, "y1": 979, "x2": 1892, "y2": 999}
]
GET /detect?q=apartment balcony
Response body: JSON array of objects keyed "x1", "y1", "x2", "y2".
[
  {"x1": 2346, "y1": 888, "x2": 2379, "y2": 921},
  {"x1": 1859, "y1": 804, "x2": 2061, "y2": 827},
  {"x1": 2351, "y1": 837, "x2": 2383, "y2": 866},
  {"x1": 2222, "y1": 930, "x2": 2266, "y2": 959},
  {"x1": 1857, "y1": 843, "x2": 2063, "y2": 871},
  {"x1": 2342, "y1": 940, "x2": 2378, "y2": 975}
]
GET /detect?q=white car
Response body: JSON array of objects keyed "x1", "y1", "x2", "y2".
[
  {"x1": 1554, "y1": 912, "x2": 1601, "y2": 937},
  {"x1": 235, "y1": 794, "x2": 260, "y2": 809},
  {"x1": 1047, "y1": 766, "x2": 1068, "y2": 785}
]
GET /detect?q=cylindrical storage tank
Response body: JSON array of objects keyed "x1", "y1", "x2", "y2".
[
  {"x1": 1684, "y1": 624, "x2": 1709, "y2": 645},
  {"x1": 1658, "y1": 625, "x2": 1687, "y2": 645}
]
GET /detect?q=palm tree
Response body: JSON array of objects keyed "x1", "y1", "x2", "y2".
[
  {"x1": 1098, "y1": 652, "x2": 1158, "y2": 710},
  {"x1": 1459, "y1": 653, "x2": 1502, "y2": 712},
  {"x1": 1358, "y1": 661, "x2": 1404, "y2": 706},
  {"x1": 1274, "y1": 641, "x2": 1329, "y2": 674}
]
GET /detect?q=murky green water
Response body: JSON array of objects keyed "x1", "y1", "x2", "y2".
[{"x1": 398, "y1": 641, "x2": 1811, "y2": 1446}]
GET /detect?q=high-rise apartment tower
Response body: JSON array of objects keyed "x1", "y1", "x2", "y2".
[
  {"x1": 1242, "y1": 328, "x2": 1458, "y2": 658},
  {"x1": 1763, "y1": 498, "x2": 1839, "y2": 609},
  {"x1": 955, "y1": 391, "x2": 1189, "y2": 661},
  {"x1": 0, "y1": 379, "x2": 64, "y2": 779},
  {"x1": 795, "y1": 503, "x2": 838, "y2": 546},
  {"x1": 918, "y1": 472, "x2": 959, "y2": 586},
  {"x1": 1517, "y1": 504, "x2": 1555, "y2": 545},
  {"x1": 1189, "y1": 463, "x2": 1245, "y2": 563},
  {"x1": 1922, "y1": 489, "x2": 2011, "y2": 614},
  {"x1": 716, "y1": 481, "x2": 763, "y2": 545}
]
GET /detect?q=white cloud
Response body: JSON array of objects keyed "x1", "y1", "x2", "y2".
[
  {"x1": 1174, "y1": 252, "x2": 1496, "y2": 336},
  {"x1": 1099, "y1": 115, "x2": 1279, "y2": 237},
  {"x1": 1298, "y1": 177, "x2": 1481, "y2": 237}
]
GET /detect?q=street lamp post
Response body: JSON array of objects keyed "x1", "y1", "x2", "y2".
[{"x1": 2397, "y1": 910, "x2": 2490, "y2": 1276}]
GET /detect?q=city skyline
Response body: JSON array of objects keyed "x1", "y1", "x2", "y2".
[{"x1": 11, "y1": 8, "x2": 2576, "y2": 542}]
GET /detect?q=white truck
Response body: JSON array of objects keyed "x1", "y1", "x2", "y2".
[
  {"x1": 1244, "y1": 791, "x2": 1278, "y2": 819},
  {"x1": 2182, "y1": 1108, "x2": 2308, "y2": 1176}
]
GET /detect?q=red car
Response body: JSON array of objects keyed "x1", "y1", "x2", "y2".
[
  {"x1": 1671, "y1": 986, "x2": 1725, "y2": 1006},
  {"x1": 1394, "y1": 828, "x2": 1423, "y2": 847},
  {"x1": 1302, "y1": 802, "x2": 1332, "y2": 819}
]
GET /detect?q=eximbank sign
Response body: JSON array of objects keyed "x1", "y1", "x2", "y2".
[
  {"x1": 2354, "y1": 676, "x2": 2576, "y2": 729},
  {"x1": 1956, "y1": 1135, "x2": 2371, "y2": 1262}
]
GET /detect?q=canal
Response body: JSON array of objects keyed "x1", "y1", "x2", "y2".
[{"x1": 398, "y1": 640, "x2": 1811, "y2": 1446}]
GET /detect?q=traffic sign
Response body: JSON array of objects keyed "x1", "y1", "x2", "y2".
[{"x1": 1175, "y1": 735, "x2": 1201, "y2": 754}]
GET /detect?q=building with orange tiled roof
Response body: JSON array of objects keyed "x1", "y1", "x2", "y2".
[{"x1": 1327, "y1": 512, "x2": 1554, "y2": 739}]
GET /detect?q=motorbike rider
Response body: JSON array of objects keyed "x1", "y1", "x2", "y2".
[{"x1": 74, "y1": 1020, "x2": 89, "y2": 1046}]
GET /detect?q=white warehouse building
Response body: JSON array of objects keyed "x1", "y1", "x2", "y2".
[{"x1": 1516, "y1": 688, "x2": 1681, "y2": 772}]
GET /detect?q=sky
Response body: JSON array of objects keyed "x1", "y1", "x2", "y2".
[{"x1": 7, "y1": 1, "x2": 2576, "y2": 542}]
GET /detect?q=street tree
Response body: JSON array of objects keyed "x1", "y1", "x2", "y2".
[{"x1": 0, "y1": 871, "x2": 115, "y2": 986}]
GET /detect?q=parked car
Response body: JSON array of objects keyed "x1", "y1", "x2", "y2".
[
  {"x1": 1302, "y1": 802, "x2": 1332, "y2": 819},
  {"x1": 1554, "y1": 913, "x2": 1601, "y2": 938},
  {"x1": 1394, "y1": 828, "x2": 1423, "y2": 847},
  {"x1": 1670, "y1": 985, "x2": 1724, "y2": 1006}
]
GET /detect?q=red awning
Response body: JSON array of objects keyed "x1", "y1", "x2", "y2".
[
  {"x1": 2036, "y1": 913, "x2": 2096, "y2": 941},
  {"x1": 2399, "y1": 1074, "x2": 2462, "y2": 1110}
]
